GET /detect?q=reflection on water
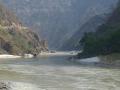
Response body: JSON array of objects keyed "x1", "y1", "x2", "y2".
[{"x1": 0, "y1": 54, "x2": 119, "y2": 90}]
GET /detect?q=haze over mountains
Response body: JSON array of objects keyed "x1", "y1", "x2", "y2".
[
  {"x1": 61, "y1": 14, "x2": 108, "y2": 50},
  {"x1": 78, "y1": 0, "x2": 120, "y2": 58},
  {"x1": 1, "y1": 0, "x2": 118, "y2": 50}
]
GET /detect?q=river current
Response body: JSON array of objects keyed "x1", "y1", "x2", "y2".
[{"x1": 0, "y1": 54, "x2": 120, "y2": 90}]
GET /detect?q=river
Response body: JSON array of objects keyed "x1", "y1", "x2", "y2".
[{"x1": 0, "y1": 54, "x2": 120, "y2": 90}]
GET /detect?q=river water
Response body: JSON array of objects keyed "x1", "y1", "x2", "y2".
[{"x1": 0, "y1": 54, "x2": 120, "y2": 90}]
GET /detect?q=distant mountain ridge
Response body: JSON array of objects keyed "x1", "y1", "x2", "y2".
[
  {"x1": 1, "y1": 0, "x2": 118, "y2": 49},
  {"x1": 0, "y1": 3, "x2": 48, "y2": 55},
  {"x1": 61, "y1": 14, "x2": 108, "y2": 50},
  {"x1": 78, "y1": 1, "x2": 120, "y2": 58}
]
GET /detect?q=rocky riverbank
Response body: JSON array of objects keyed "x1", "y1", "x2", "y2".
[{"x1": 0, "y1": 82, "x2": 10, "y2": 90}]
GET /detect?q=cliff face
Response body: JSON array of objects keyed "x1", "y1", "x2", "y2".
[{"x1": 0, "y1": 4, "x2": 48, "y2": 55}]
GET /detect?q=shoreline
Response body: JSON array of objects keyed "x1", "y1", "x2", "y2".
[
  {"x1": 0, "y1": 51, "x2": 79, "y2": 59},
  {"x1": 38, "y1": 51, "x2": 78, "y2": 57},
  {"x1": 0, "y1": 54, "x2": 21, "y2": 59}
]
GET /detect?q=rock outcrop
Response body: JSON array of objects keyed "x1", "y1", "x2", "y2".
[{"x1": 0, "y1": 3, "x2": 48, "y2": 55}]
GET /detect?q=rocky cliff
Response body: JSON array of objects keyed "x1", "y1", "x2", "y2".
[{"x1": 0, "y1": 3, "x2": 48, "y2": 55}]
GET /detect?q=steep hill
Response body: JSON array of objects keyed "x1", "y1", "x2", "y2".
[
  {"x1": 0, "y1": 3, "x2": 48, "y2": 55},
  {"x1": 1, "y1": 0, "x2": 118, "y2": 49},
  {"x1": 60, "y1": 14, "x2": 108, "y2": 50},
  {"x1": 78, "y1": 1, "x2": 120, "y2": 58}
]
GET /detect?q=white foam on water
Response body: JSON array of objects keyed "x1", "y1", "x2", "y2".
[
  {"x1": 0, "y1": 56, "x2": 120, "y2": 90},
  {"x1": 10, "y1": 82, "x2": 45, "y2": 90},
  {"x1": 78, "y1": 57, "x2": 100, "y2": 63}
]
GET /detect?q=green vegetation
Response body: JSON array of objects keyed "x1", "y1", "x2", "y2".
[
  {"x1": 78, "y1": 30, "x2": 120, "y2": 58},
  {"x1": 0, "y1": 26, "x2": 42, "y2": 55},
  {"x1": 78, "y1": 1, "x2": 120, "y2": 58},
  {"x1": 0, "y1": 3, "x2": 48, "y2": 55}
]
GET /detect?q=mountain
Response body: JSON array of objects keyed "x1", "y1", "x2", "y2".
[
  {"x1": 60, "y1": 14, "x2": 108, "y2": 50},
  {"x1": 78, "y1": 1, "x2": 120, "y2": 58},
  {"x1": 1, "y1": 0, "x2": 118, "y2": 49},
  {"x1": 0, "y1": 3, "x2": 48, "y2": 55}
]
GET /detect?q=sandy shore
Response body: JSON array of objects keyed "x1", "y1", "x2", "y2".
[
  {"x1": 0, "y1": 51, "x2": 79, "y2": 59},
  {"x1": 38, "y1": 51, "x2": 78, "y2": 57},
  {"x1": 0, "y1": 54, "x2": 21, "y2": 59}
]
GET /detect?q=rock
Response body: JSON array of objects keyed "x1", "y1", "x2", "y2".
[
  {"x1": 0, "y1": 82, "x2": 10, "y2": 90},
  {"x1": 24, "y1": 54, "x2": 34, "y2": 58},
  {"x1": 0, "y1": 3, "x2": 48, "y2": 55}
]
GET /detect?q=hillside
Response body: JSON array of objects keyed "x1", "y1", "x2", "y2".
[
  {"x1": 60, "y1": 14, "x2": 107, "y2": 50},
  {"x1": 0, "y1": 3, "x2": 48, "y2": 55},
  {"x1": 78, "y1": 1, "x2": 120, "y2": 58},
  {"x1": 1, "y1": 0, "x2": 118, "y2": 49}
]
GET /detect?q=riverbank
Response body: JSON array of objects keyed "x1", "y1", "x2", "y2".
[
  {"x1": 38, "y1": 51, "x2": 78, "y2": 57},
  {"x1": 0, "y1": 51, "x2": 79, "y2": 59},
  {"x1": 0, "y1": 54, "x2": 21, "y2": 59}
]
